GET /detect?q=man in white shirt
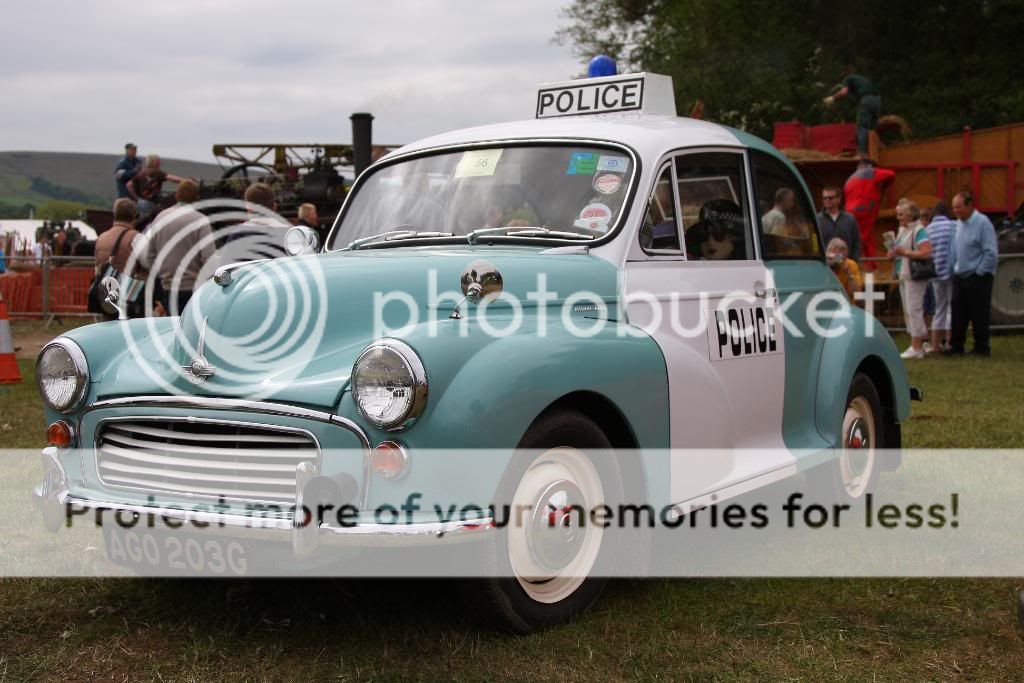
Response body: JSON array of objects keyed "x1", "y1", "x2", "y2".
[{"x1": 32, "y1": 232, "x2": 51, "y2": 265}]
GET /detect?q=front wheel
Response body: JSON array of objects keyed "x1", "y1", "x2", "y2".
[{"x1": 464, "y1": 409, "x2": 623, "y2": 633}]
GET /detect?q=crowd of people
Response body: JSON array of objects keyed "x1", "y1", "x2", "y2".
[
  {"x1": 819, "y1": 183, "x2": 999, "y2": 360},
  {"x1": 98, "y1": 143, "x2": 325, "y2": 318}
]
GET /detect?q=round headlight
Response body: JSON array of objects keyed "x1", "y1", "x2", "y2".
[
  {"x1": 351, "y1": 340, "x2": 427, "y2": 430},
  {"x1": 36, "y1": 339, "x2": 89, "y2": 412},
  {"x1": 284, "y1": 225, "x2": 319, "y2": 256}
]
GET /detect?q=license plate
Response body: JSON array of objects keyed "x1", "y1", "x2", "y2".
[{"x1": 105, "y1": 527, "x2": 248, "y2": 576}]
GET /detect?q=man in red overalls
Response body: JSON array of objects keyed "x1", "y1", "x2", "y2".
[{"x1": 843, "y1": 158, "x2": 895, "y2": 258}]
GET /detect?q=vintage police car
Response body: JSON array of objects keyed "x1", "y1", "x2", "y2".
[{"x1": 33, "y1": 66, "x2": 911, "y2": 632}]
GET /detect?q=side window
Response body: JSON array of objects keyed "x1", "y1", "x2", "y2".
[
  {"x1": 674, "y1": 152, "x2": 753, "y2": 260},
  {"x1": 751, "y1": 151, "x2": 822, "y2": 259},
  {"x1": 639, "y1": 164, "x2": 681, "y2": 252}
]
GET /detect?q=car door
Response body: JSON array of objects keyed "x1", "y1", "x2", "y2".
[
  {"x1": 748, "y1": 149, "x2": 837, "y2": 452},
  {"x1": 623, "y1": 148, "x2": 792, "y2": 507}
]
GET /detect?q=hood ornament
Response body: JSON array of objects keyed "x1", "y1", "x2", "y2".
[{"x1": 182, "y1": 317, "x2": 216, "y2": 385}]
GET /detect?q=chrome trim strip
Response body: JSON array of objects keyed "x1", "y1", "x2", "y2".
[
  {"x1": 742, "y1": 148, "x2": 765, "y2": 262},
  {"x1": 51, "y1": 493, "x2": 494, "y2": 548},
  {"x1": 82, "y1": 396, "x2": 371, "y2": 451}
]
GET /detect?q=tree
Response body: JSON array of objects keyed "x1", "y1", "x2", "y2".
[{"x1": 556, "y1": 0, "x2": 1022, "y2": 141}]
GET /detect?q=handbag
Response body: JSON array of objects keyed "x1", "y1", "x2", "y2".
[
  {"x1": 908, "y1": 226, "x2": 937, "y2": 281},
  {"x1": 87, "y1": 228, "x2": 150, "y2": 315},
  {"x1": 87, "y1": 229, "x2": 130, "y2": 314},
  {"x1": 910, "y1": 257, "x2": 937, "y2": 281}
]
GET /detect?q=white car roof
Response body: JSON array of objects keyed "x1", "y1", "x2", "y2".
[{"x1": 388, "y1": 114, "x2": 748, "y2": 162}]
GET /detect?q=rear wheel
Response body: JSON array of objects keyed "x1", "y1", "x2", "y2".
[
  {"x1": 810, "y1": 372, "x2": 883, "y2": 502},
  {"x1": 465, "y1": 409, "x2": 622, "y2": 633}
]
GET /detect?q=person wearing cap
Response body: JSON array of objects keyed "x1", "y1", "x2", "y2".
[
  {"x1": 687, "y1": 200, "x2": 745, "y2": 260},
  {"x1": 115, "y1": 143, "x2": 142, "y2": 199}
]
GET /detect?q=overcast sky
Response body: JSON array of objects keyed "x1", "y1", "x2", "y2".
[{"x1": 0, "y1": 0, "x2": 583, "y2": 163}]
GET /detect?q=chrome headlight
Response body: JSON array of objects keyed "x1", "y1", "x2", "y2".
[
  {"x1": 351, "y1": 340, "x2": 427, "y2": 431},
  {"x1": 36, "y1": 339, "x2": 89, "y2": 412},
  {"x1": 284, "y1": 225, "x2": 320, "y2": 256}
]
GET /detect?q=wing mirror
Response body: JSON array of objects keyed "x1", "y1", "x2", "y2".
[
  {"x1": 284, "y1": 225, "x2": 321, "y2": 256},
  {"x1": 101, "y1": 276, "x2": 127, "y2": 320},
  {"x1": 450, "y1": 260, "x2": 503, "y2": 319}
]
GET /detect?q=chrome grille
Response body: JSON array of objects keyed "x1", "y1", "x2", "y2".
[{"x1": 96, "y1": 419, "x2": 318, "y2": 504}]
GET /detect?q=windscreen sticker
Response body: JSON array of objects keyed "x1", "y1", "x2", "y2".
[
  {"x1": 574, "y1": 202, "x2": 613, "y2": 232},
  {"x1": 454, "y1": 149, "x2": 503, "y2": 178},
  {"x1": 593, "y1": 173, "x2": 622, "y2": 195},
  {"x1": 596, "y1": 154, "x2": 629, "y2": 173},
  {"x1": 566, "y1": 152, "x2": 598, "y2": 175}
]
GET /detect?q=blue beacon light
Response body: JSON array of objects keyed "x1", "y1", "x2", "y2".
[{"x1": 587, "y1": 55, "x2": 617, "y2": 78}]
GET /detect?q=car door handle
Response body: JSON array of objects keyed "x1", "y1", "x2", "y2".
[{"x1": 754, "y1": 287, "x2": 777, "y2": 300}]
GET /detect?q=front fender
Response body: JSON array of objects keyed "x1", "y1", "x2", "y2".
[
  {"x1": 815, "y1": 306, "x2": 911, "y2": 447},
  {"x1": 347, "y1": 317, "x2": 670, "y2": 508},
  {"x1": 44, "y1": 318, "x2": 178, "y2": 426}
]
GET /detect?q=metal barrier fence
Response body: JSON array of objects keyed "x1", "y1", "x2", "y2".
[{"x1": 0, "y1": 256, "x2": 99, "y2": 321}]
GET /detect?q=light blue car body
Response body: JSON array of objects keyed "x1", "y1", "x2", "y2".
[{"x1": 40, "y1": 108, "x2": 911, "y2": 528}]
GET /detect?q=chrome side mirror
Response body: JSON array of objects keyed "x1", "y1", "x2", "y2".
[
  {"x1": 451, "y1": 260, "x2": 503, "y2": 319},
  {"x1": 284, "y1": 225, "x2": 321, "y2": 256},
  {"x1": 101, "y1": 276, "x2": 127, "y2": 320}
]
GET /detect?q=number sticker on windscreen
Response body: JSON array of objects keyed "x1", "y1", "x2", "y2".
[{"x1": 454, "y1": 149, "x2": 503, "y2": 178}]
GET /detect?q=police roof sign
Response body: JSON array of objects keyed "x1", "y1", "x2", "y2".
[{"x1": 536, "y1": 72, "x2": 677, "y2": 119}]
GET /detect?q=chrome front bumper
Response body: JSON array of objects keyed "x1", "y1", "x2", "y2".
[{"x1": 32, "y1": 448, "x2": 494, "y2": 557}]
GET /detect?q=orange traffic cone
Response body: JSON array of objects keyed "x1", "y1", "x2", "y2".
[{"x1": 0, "y1": 294, "x2": 21, "y2": 385}]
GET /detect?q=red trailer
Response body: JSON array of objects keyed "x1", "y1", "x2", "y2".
[{"x1": 784, "y1": 123, "x2": 1024, "y2": 328}]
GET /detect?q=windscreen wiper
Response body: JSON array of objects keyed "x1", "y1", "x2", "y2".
[
  {"x1": 343, "y1": 230, "x2": 416, "y2": 250},
  {"x1": 344, "y1": 230, "x2": 456, "y2": 250},
  {"x1": 466, "y1": 226, "x2": 595, "y2": 244},
  {"x1": 384, "y1": 231, "x2": 454, "y2": 242}
]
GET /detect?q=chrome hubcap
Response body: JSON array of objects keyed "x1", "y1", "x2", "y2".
[
  {"x1": 840, "y1": 397, "x2": 876, "y2": 498},
  {"x1": 508, "y1": 448, "x2": 604, "y2": 604},
  {"x1": 527, "y1": 479, "x2": 586, "y2": 572}
]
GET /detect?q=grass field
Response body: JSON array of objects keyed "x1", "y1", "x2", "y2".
[{"x1": 1, "y1": 322, "x2": 1022, "y2": 681}]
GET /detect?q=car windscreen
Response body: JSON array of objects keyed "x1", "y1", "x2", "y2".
[{"x1": 327, "y1": 144, "x2": 634, "y2": 249}]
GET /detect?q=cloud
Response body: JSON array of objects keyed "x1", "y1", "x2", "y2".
[{"x1": 0, "y1": 0, "x2": 582, "y2": 162}]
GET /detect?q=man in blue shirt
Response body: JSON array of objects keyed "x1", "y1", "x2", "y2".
[
  {"x1": 944, "y1": 191, "x2": 998, "y2": 357},
  {"x1": 114, "y1": 143, "x2": 142, "y2": 199}
]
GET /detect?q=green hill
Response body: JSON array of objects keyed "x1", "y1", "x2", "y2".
[{"x1": 0, "y1": 151, "x2": 223, "y2": 217}]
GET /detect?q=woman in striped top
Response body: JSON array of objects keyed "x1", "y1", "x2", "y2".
[{"x1": 923, "y1": 203, "x2": 955, "y2": 352}]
